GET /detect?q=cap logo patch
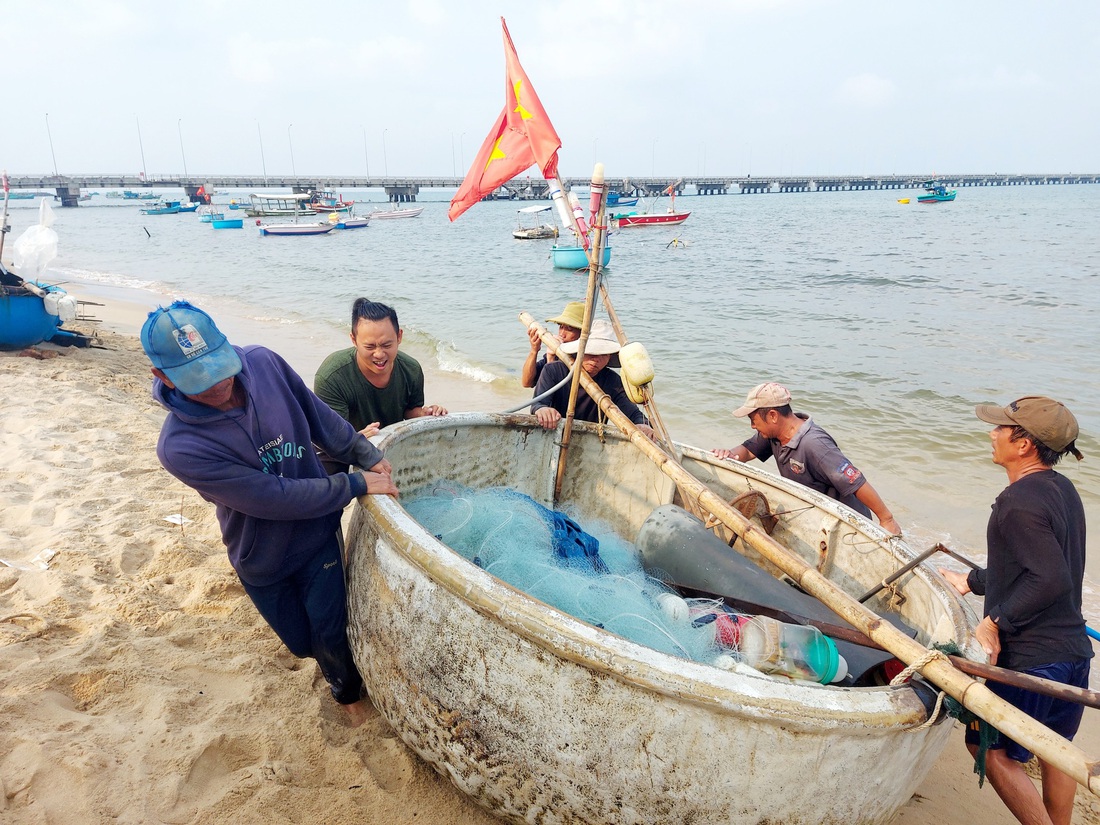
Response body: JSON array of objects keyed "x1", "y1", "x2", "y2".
[
  {"x1": 1009, "y1": 401, "x2": 1020, "y2": 412},
  {"x1": 174, "y1": 324, "x2": 209, "y2": 359}
]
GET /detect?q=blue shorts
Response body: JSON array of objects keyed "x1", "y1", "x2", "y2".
[{"x1": 965, "y1": 659, "x2": 1090, "y2": 763}]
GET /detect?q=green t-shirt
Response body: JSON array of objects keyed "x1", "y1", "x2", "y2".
[{"x1": 314, "y1": 348, "x2": 425, "y2": 431}]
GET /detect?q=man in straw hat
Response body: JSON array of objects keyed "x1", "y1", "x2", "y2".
[
  {"x1": 530, "y1": 318, "x2": 654, "y2": 437},
  {"x1": 713, "y1": 382, "x2": 901, "y2": 535},
  {"x1": 940, "y1": 396, "x2": 1089, "y2": 825},
  {"x1": 141, "y1": 300, "x2": 398, "y2": 726},
  {"x1": 521, "y1": 300, "x2": 583, "y2": 388}
]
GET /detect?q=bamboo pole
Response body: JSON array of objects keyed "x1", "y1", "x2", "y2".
[
  {"x1": 553, "y1": 197, "x2": 609, "y2": 501},
  {"x1": 522, "y1": 344, "x2": 1100, "y2": 794}
]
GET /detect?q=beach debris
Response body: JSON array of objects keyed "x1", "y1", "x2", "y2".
[
  {"x1": 163, "y1": 514, "x2": 192, "y2": 525},
  {"x1": 0, "y1": 548, "x2": 57, "y2": 571},
  {"x1": 16, "y1": 347, "x2": 61, "y2": 360}
]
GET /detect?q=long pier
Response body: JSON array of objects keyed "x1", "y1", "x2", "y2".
[{"x1": 7, "y1": 172, "x2": 1099, "y2": 207}]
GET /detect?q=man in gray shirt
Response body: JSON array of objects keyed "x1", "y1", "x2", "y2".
[{"x1": 712, "y1": 382, "x2": 901, "y2": 535}]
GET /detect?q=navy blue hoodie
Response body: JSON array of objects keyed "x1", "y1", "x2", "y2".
[{"x1": 153, "y1": 345, "x2": 385, "y2": 586}]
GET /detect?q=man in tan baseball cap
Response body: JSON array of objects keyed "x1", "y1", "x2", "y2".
[
  {"x1": 974, "y1": 395, "x2": 1084, "y2": 461},
  {"x1": 939, "y1": 396, "x2": 1088, "y2": 824},
  {"x1": 714, "y1": 381, "x2": 901, "y2": 536}
]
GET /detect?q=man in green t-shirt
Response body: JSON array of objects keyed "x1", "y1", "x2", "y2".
[{"x1": 315, "y1": 298, "x2": 447, "y2": 471}]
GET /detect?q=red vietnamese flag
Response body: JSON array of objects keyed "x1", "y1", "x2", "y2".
[{"x1": 449, "y1": 18, "x2": 561, "y2": 221}]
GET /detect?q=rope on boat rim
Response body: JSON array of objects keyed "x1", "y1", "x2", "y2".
[{"x1": 891, "y1": 647, "x2": 951, "y2": 731}]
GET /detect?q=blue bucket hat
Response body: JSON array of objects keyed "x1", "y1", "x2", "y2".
[{"x1": 140, "y1": 301, "x2": 242, "y2": 395}]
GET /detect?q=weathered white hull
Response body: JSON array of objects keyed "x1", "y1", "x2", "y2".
[{"x1": 346, "y1": 414, "x2": 979, "y2": 825}]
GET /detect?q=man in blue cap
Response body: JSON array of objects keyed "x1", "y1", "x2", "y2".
[{"x1": 141, "y1": 300, "x2": 397, "y2": 726}]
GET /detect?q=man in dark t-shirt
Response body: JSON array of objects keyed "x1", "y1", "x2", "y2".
[
  {"x1": 315, "y1": 298, "x2": 447, "y2": 472},
  {"x1": 940, "y1": 395, "x2": 1089, "y2": 825}
]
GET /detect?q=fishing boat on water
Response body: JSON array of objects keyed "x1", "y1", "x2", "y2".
[
  {"x1": 614, "y1": 210, "x2": 690, "y2": 227},
  {"x1": 333, "y1": 215, "x2": 370, "y2": 230},
  {"x1": 512, "y1": 204, "x2": 558, "y2": 240},
  {"x1": 245, "y1": 193, "x2": 315, "y2": 217},
  {"x1": 140, "y1": 200, "x2": 181, "y2": 215},
  {"x1": 550, "y1": 243, "x2": 610, "y2": 268},
  {"x1": 257, "y1": 220, "x2": 336, "y2": 236},
  {"x1": 613, "y1": 181, "x2": 690, "y2": 227},
  {"x1": 917, "y1": 180, "x2": 957, "y2": 204},
  {"x1": 308, "y1": 190, "x2": 355, "y2": 213},
  {"x1": 368, "y1": 205, "x2": 425, "y2": 220},
  {"x1": 605, "y1": 191, "x2": 638, "y2": 206}
]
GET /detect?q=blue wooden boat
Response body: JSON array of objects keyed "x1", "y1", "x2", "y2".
[
  {"x1": 141, "y1": 200, "x2": 181, "y2": 215},
  {"x1": 0, "y1": 266, "x2": 83, "y2": 349},
  {"x1": 917, "y1": 180, "x2": 957, "y2": 204},
  {"x1": 551, "y1": 244, "x2": 611, "y2": 269},
  {"x1": 605, "y1": 192, "x2": 638, "y2": 206},
  {"x1": 177, "y1": 202, "x2": 199, "y2": 213},
  {"x1": 211, "y1": 217, "x2": 244, "y2": 229}
]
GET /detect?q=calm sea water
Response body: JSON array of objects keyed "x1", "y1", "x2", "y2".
[{"x1": 10, "y1": 183, "x2": 1100, "y2": 611}]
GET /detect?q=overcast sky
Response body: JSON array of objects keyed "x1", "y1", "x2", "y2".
[{"x1": 4, "y1": 1, "x2": 1098, "y2": 181}]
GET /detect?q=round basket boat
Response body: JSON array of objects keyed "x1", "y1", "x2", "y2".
[{"x1": 346, "y1": 413, "x2": 980, "y2": 825}]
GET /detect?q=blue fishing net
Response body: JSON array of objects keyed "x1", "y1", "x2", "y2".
[{"x1": 405, "y1": 482, "x2": 720, "y2": 663}]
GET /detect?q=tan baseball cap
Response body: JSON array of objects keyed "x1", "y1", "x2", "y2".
[
  {"x1": 975, "y1": 396, "x2": 1084, "y2": 459},
  {"x1": 733, "y1": 382, "x2": 792, "y2": 417},
  {"x1": 546, "y1": 301, "x2": 585, "y2": 330}
]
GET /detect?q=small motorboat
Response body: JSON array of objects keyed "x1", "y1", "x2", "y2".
[
  {"x1": 614, "y1": 211, "x2": 691, "y2": 228},
  {"x1": 917, "y1": 180, "x2": 957, "y2": 204},
  {"x1": 140, "y1": 201, "x2": 182, "y2": 215},
  {"x1": 368, "y1": 205, "x2": 425, "y2": 220},
  {"x1": 308, "y1": 190, "x2": 355, "y2": 213},
  {"x1": 211, "y1": 217, "x2": 244, "y2": 229},
  {"x1": 334, "y1": 215, "x2": 370, "y2": 230},
  {"x1": 550, "y1": 243, "x2": 611, "y2": 269},
  {"x1": 615, "y1": 182, "x2": 690, "y2": 227},
  {"x1": 257, "y1": 221, "x2": 336, "y2": 236},
  {"x1": 513, "y1": 204, "x2": 558, "y2": 240}
]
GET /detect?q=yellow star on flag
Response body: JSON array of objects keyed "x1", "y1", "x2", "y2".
[
  {"x1": 512, "y1": 80, "x2": 532, "y2": 120},
  {"x1": 484, "y1": 136, "x2": 507, "y2": 170}
]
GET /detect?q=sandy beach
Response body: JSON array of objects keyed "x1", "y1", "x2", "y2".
[{"x1": 2, "y1": 307, "x2": 1099, "y2": 824}]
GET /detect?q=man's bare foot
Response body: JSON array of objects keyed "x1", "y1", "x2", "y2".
[{"x1": 344, "y1": 698, "x2": 371, "y2": 728}]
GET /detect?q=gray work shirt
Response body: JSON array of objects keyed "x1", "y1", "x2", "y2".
[{"x1": 741, "y1": 413, "x2": 871, "y2": 517}]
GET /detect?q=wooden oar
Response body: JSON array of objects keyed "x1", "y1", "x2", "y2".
[{"x1": 522, "y1": 347, "x2": 1100, "y2": 795}]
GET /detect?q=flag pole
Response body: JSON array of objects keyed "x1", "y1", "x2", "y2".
[
  {"x1": 0, "y1": 170, "x2": 11, "y2": 263},
  {"x1": 553, "y1": 174, "x2": 609, "y2": 500}
]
